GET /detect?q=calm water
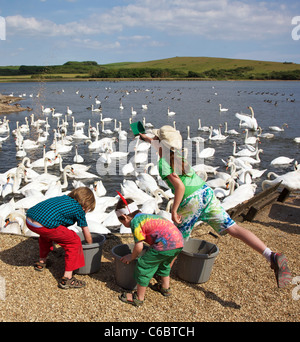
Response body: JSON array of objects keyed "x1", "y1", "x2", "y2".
[{"x1": 0, "y1": 80, "x2": 299, "y2": 204}]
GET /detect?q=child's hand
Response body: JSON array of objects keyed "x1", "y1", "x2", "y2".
[
  {"x1": 120, "y1": 253, "x2": 132, "y2": 264},
  {"x1": 172, "y1": 211, "x2": 182, "y2": 225}
]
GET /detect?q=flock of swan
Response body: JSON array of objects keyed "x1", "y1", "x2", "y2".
[{"x1": 0, "y1": 84, "x2": 299, "y2": 239}]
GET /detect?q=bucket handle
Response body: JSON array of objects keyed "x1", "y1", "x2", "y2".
[{"x1": 206, "y1": 232, "x2": 220, "y2": 256}]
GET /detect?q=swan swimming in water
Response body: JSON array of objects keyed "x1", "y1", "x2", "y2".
[{"x1": 235, "y1": 106, "x2": 258, "y2": 131}]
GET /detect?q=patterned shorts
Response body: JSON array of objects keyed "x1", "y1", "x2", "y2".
[{"x1": 177, "y1": 184, "x2": 235, "y2": 239}]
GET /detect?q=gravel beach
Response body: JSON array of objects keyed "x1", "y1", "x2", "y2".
[{"x1": 0, "y1": 195, "x2": 299, "y2": 323}]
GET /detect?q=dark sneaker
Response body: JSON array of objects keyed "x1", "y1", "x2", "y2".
[{"x1": 270, "y1": 252, "x2": 292, "y2": 288}]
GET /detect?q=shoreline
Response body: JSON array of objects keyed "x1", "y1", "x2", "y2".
[
  {"x1": 0, "y1": 94, "x2": 29, "y2": 114},
  {"x1": 0, "y1": 77, "x2": 300, "y2": 84}
]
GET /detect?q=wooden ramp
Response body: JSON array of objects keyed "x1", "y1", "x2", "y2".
[{"x1": 226, "y1": 182, "x2": 289, "y2": 222}]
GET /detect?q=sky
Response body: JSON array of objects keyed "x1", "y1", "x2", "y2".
[{"x1": 0, "y1": 0, "x2": 300, "y2": 66}]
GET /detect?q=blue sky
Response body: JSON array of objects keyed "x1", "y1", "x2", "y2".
[{"x1": 0, "y1": 0, "x2": 300, "y2": 66}]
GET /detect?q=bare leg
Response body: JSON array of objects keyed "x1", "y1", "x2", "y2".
[{"x1": 226, "y1": 223, "x2": 267, "y2": 254}]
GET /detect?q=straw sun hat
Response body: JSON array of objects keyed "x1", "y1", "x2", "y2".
[{"x1": 152, "y1": 125, "x2": 182, "y2": 150}]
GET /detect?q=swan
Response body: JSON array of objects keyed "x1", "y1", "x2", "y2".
[
  {"x1": 93, "y1": 180, "x2": 107, "y2": 197},
  {"x1": 235, "y1": 106, "x2": 258, "y2": 131},
  {"x1": 131, "y1": 107, "x2": 137, "y2": 116},
  {"x1": 208, "y1": 126, "x2": 227, "y2": 141},
  {"x1": 257, "y1": 127, "x2": 274, "y2": 139},
  {"x1": 228, "y1": 148, "x2": 263, "y2": 166},
  {"x1": 134, "y1": 136, "x2": 151, "y2": 152},
  {"x1": 142, "y1": 117, "x2": 153, "y2": 128},
  {"x1": 167, "y1": 107, "x2": 176, "y2": 116},
  {"x1": 141, "y1": 188, "x2": 170, "y2": 215},
  {"x1": 119, "y1": 102, "x2": 124, "y2": 110},
  {"x1": 187, "y1": 126, "x2": 206, "y2": 142},
  {"x1": 262, "y1": 169, "x2": 300, "y2": 191},
  {"x1": 68, "y1": 166, "x2": 99, "y2": 179},
  {"x1": 219, "y1": 104, "x2": 228, "y2": 112},
  {"x1": 135, "y1": 172, "x2": 160, "y2": 196},
  {"x1": 243, "y1": 129, "x2": 258, "y2": 145},
  {"x1": 91, "y1": 104, "x2": 101, "y2": 112},
  {"x1": 195, "y1": 140, "x2": 215, "y2": 159},
  {"x1": 42, "y1": 106, "x2": 53, "y2": 114},
  {"x1": 224, "y1": 122, "x2": 239, "y2": 135},
  {"x1": 198, "y1": 119, "x2": 210, "y2": 132},
  {"x1": 294, "y1": 137, "x2": 300, "y2": 143},
  {"x1": 73, "y1": 145, "x2": 84, "y2": 163},
  {"x1": 144, "y1": 162, "x2": 159, "y2": 176},
  {"x1": 2, "y1": 169, "x2": 23, "y2": 198},
  {"x1": 269, "y1": 123, "x2": 288, "y2": 132},
  {"x1": 3, "y1": 210, "x2": 38, "y2": 237},
  {"x1": 108, "y1": 149, "x2": 129, "y2": 159},
  {"x1": 232, "y1": 141, "x2": 258, "y2": 157},
  {"x1": 98, "y1": 150, "x2": 112, "y2": 164},
  {"x1": 142, "y1": 104, "x2": 148, "y2": 110},
  {"x1": 120, "y1": 179, "x2": 153, "y2": 205},
  {"x1": 121, "y1": 162, "x2": 135, "y2": 176},
  {"x1": 66, "y1": 106, "x2": 73, "y2": 115},
  {"x1": 100, "y1": 113, "x2": 113, "y2": 122},
  {"x1": 101, "y1": 121, "x2": 113, "y2": 135},
  {"x1": 221, "y1": 181, "x2": 257, "y2": 211},
  {"x1": 72, "y1": 127, "x2": 89, "y2": 140},
  {"x1": 72, "y1": 116, "x2": 85, "y2": 128},
  {"x1": 270, "y1": 156, "x2": 294, "y2": 166}
]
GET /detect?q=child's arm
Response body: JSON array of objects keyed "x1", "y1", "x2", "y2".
[
  {"x1": 121, "y1": 241, "x2": 144, "y2": 264},
  {"x1": 166, "y1": 172, "x2": 185, "y2": 224},
  {"x1": 82, "y1": 226, "x2": 93, "y2": 244}
]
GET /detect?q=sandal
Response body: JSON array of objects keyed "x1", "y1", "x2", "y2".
[
  {"x1": 150, "y1": 283, "x2": 171, "y2": 297},
  {"x1": 58, "y1": 276, "x2": 86, "y2": 289},
  {"x1": 270, "y1": 252, "x2": 292, "y2": 288},
  {"x1": 119, "y1": 291, "x2": 144, "y2": 307},
  {"x1": 34, "y1": 261, "x2": 47, "y2": 272}
]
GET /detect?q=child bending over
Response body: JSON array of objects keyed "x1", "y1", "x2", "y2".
[
  {"x1": 26, "y1": 187, "x2": 95, "y2": 289},
  {"x1": 115, "y1": 196, "x2": 183, "y2": 306}
]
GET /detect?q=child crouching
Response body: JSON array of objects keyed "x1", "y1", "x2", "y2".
[{"x1": 115, "y1": 196, "x2": 183, "y2": 306}]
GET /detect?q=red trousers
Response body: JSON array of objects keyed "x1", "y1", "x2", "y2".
[{"x1": 26, "y1": 221, "x2": 85, "y2": 272}]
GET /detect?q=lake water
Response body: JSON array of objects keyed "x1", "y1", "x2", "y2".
[{"x1": 0, "y1": 80, "x2": 299, "y2": 205}]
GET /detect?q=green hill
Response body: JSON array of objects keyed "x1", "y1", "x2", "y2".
[{"x1": 1, "y1": 57, "x2": 300, "y2": 81}]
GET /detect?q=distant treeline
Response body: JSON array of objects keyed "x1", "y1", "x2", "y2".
[{"x1": 0, "y1": 61, "x2": 300, "y2": 80}]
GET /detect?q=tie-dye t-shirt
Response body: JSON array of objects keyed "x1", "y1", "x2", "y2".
[{"x1": 130, "y1": 213, "x2": 184, "y2": 251}]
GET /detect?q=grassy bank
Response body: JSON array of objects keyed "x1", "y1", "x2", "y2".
[{"x1": 0, "y1": 57, "x2": 300, "y2": 82}]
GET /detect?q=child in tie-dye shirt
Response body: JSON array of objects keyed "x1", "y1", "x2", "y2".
[{"x1": 115, "y1": 197, "x2": 183, "y2": 307}]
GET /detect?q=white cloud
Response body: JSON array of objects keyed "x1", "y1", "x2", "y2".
[{"x1": 5, "y1": 1, "x2": 294, "y2": 41}]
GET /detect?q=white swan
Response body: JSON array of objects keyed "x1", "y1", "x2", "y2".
[
  {"x1": 100, "y1": 113, "x2": 113, "y2": 122},
  {"x1": 131, "y1": 107, "x2": 137, "y2": 116},
  {"x1": 66, "y1": 106, "x2": 73, "y2": 115},
  {"x1": 198, "y1": 119, "x2": 210, "y2": 132},
  {"x1": 73, "y1": 145, "x2": 84, "y2": 163},
  {"x1": 219, "y1": 104, "x2": 228, "y2": 112},
  {"x1": 235, "y1": 106, "x2": 258, "y2": 131},
  {"x1": 270, "y1": 156, "x2": 294, "y2": 166},
  {"x1": 93, "y1": 180, "x2": 107, "y2": 197},
  {"x1": 208, "y1": 126, "x2": 227, "y2": 141},
  {"x1": 243, "y1": 129, "x2": 258, "y2": 145},
  {"x1": 187, "y1": 126, "x2": 206, "y2": 142},
  {"x1": 221, "y1": 182, "x2": 257, "y2": 211},
  {"x1": 257, "y1": 127, "x2": 274, "y2": 139},
  {"x1": 224, "y1": 122, "x2": 239, "y2": 135},
  {"x1": 101, "y1": 120, "x2": 113, "y2": 135},
  {"x1": 262, "y1": 169, "x2": 300, "y2": 191},
  {"x1": 195, "y1": 140, "x2": 215, "y2": 158},
  {"x1": 269, "y1": 123, "x2": 288, "y2": 132},
  {"x1": 167, "y1": 107, "x2": 176, "y2": 116},
  {"x1": 232, "y1": 141, "x2": 258, "y2": 157}
]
